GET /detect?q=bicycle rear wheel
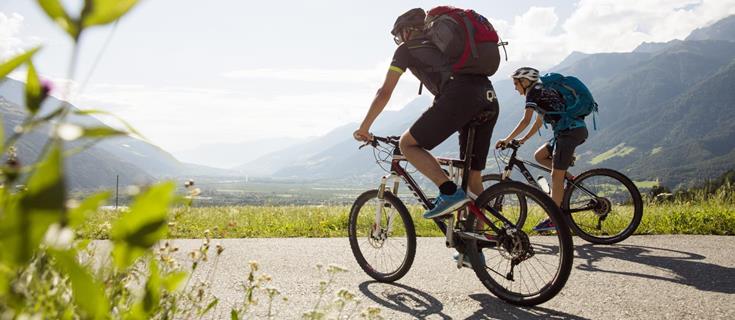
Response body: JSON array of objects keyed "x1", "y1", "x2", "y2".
[
  {"x1": 348, "y1": 190, "x2": 416, "y2": 282},
  {"x1": 464, "y1": 181, "x2": 573, "y2": 306},
  {"x1": 482, "y1": 174, "x2": 528, "y2": 228},
  {"x1": 563, "y1": 168, "x2": 643, "y2": 244}
]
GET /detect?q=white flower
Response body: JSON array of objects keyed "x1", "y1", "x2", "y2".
[
  {"x1": 43, "y1": 223, "x2": 74, "y2": 249},
  {"x1": 57, "y1": 124, "x2": 83, "y2": 141}
]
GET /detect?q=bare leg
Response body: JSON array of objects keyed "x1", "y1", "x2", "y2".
[
  {"x1": 399, "y1": 131, "x2": 449, "y2": 187},
  {"x1": 534, "y1": 144, "x2": 552, "y2": 170},
  {"x1": 550, "y1": 168, "x2": 566, "y2": 207},
  {"x1": 467, "y1": 170, "x2": 484, "y2": 197}
]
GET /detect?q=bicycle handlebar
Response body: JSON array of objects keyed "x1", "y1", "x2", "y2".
[
  {"x1": 499, "y1": 139, "x2": 522, "y2": 151},
  {"x1": 358, "y1": 135, "x2": 400, "y2": 149}
]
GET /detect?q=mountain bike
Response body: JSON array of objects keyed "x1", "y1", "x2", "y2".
[
  {"x1": 484, "y1": 140, "x2": 643, "y2": 244},
  {"x1": 348, "y1": 119, "x2": 573, "y2": 306}
]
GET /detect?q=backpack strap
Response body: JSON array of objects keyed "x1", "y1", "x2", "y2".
[{"x1": 459, "y1": 12, "x2": 479, "y2": 58}]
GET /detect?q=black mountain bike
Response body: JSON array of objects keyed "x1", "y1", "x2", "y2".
[
  {"x1": 484, "y1": 140, "x2": 643, "y2": 244},
  {"x1": 348, "y1": 120, "x2": 573, "y2": 306}
]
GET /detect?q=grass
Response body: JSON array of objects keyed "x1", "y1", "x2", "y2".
[
  {"x1": 589, "y1": 143, "x2": 636, "y2": 165},
  {"x1": 79, "y1": 198, "x2": 735, "y2": 239},
  {"x1": 634, "y1": 180, "x2": 659, "y2": 188}
]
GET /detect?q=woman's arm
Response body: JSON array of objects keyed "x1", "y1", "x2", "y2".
[
  {"x1": 496, "y1": 108, "x2": 535, "y2": 147},
  {"x1": 519, "y1": 113, "x2": 543, "y2": 144}
]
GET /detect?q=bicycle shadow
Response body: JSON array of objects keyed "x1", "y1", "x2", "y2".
[
  {"x1": 574, "y1": 243, "x2": 735, "y2": 294},
  {"x1": 465, "y1": 294, "x2": 590, "y2": 320},
  {"x1": 358, "y1": 281, "x2": 587, "y2": 320},
  {"x1": 358, "y1": 281, "x2": 451, "y2": 319}
]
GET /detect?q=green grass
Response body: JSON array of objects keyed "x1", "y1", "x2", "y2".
[
  {"x1": 589, "y1": 143, "x2": 636, "y2": 165},
  {"x1": 79, "y1": 198, "x2": 735, "y2": 239},
  {"x1": 634, "y1": 180, "x2": 659, "y2": 188}
]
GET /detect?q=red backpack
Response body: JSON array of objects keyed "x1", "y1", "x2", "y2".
[{"x1": 425, "y1": 6, "x2": 501, "y2": 75}]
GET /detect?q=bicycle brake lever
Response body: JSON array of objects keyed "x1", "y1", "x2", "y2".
[{"x1": 358, "y1": 141, "x2": 370, "y2": 149}]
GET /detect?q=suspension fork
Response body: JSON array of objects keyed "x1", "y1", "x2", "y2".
[{"x1": 375, "y1": 174, "x2": 401, "y2": 236}]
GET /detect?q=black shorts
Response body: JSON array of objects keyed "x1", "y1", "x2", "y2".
[
  {"x1": 409, "y1": 75, "x2": 499, "y2": 170},
  {"x1": 544, "y1": 127, "x2": 588, "y2": 170}
]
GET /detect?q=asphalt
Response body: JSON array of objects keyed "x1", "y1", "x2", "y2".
[{"x1": 96, "y1": 236, "x2": 735, "y2": 319}]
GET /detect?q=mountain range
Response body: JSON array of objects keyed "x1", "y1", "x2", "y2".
[
  {"x1": 235, "y1": 15, "x2": 735, "y2": 189},
  {"x1": 0, "y1": 79, "x2": 234, "y2": 190}
]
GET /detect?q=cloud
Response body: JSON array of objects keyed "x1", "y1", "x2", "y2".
[
  {"x1": 0, "y1": 12, "x2": 35, "y2": 61},
  {"x1": 493, "y1": 0, "x2": 735, "y2": 75},
  {"x1": 221, "y1": 65, "x2": 387, "y2": 84}
]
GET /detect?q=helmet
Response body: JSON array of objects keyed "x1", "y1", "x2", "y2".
[
  {"x1": 391, "y1": 8, "x2": 426, "y2": 36},
  {"x1": 511, "y1": 67, "x2": 540, "y2": 82}
]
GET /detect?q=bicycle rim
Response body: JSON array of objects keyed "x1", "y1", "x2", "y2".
[
  {"x1": 466, "y1": 181, "x2": 573, "y2": 306},
  {"x1": 348, "y1": 190, "x2": 416, "y2": 282},
  {"x1": 564, "y1": 168, "x2": 643, "y2": 244}
]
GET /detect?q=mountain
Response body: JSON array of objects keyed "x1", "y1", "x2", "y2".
[
  {"x1": 686, "y1": 15, "x2": 735, "y2": 41},
  {"x1": 235, "y1": 14, "x2": 735, "y2": 189},
  {"x1": 174, "y1": 137, "x2": 301, "y2": 169},
  {"x1": 0, "y1": 78, "x2": 236, "y2": 190}
]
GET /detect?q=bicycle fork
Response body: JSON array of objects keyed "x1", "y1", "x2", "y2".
[{"x1": 374, "y1": 175, "x2": 401, "y2": 238}]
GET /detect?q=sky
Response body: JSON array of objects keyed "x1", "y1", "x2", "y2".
[{"x1": 1, "y1": 0, "x2": 735, "y2": 157}]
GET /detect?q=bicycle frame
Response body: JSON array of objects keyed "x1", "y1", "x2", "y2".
[
  {"x1": 374, "y1": 143, "x2": 516, "y2": 246},
  {"x1": 499, "y1": 144, "x2": 600, "y2": 213}
]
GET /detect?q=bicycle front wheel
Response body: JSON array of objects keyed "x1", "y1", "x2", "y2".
[
  {"x1": 464, "y1": 181, "x2": 573, "y2": 306},
  {"x1": 348, "y1": 190, "x2": 416, "y2": 282},
  {"x1": 563, "y1": 168, "x2": 643, "y2": 244}
]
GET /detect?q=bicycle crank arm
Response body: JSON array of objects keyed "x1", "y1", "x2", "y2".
[{"x1": 456, "y1": 231, "x2": 499, "y2": 245}]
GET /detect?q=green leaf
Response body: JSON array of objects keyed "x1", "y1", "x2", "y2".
[
  {"x1": 162, "y1": 271, "x2": 188, "y2": 291},
  {"x1": 75, "y1": 109, "x2": 146, "y2": 139},
  {"x1": 82, "y1": 126, "x2": 128, "y2": 139},
  {"x1": 110, "y1": 182, "x2": 175, "y2": 269},
  {"x1": 200, "y1": 298, "x2": 219, "y2": 316},
  {"x1": 36, "y1": 0, "x2": 79, "y2": 39},
  {"x1": 82, "y1": 0, "x2": 140, "y2": 28},
  {"x1": 231, "y1": 309, "x2": 239, "y2": 320},
  {"x1": 68, "y1": 191, "x2": 110, "y2": 228},
  {"x1": 143, "y1": 260, "x2": 161, "y2": 314},
  {"x1": 51, "y1": 249, "x2": 110, "y2": 319},
  {"x1": 0, "y1": 144, "x2": 65, "y2": 266},
  {"x1": 0, "y1": 47, "x2": 41, "y2": 79},
  {"x1": 25, "y1": 61, "x2": 42, "y2": 114}
]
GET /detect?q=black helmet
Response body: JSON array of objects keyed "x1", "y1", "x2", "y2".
[{"x1": 391, "y1": 8, "x2": 426, "y2": 36}]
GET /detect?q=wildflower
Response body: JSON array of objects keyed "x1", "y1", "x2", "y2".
[
  {"x1": 215, "y1": 242, "x2": 224, "y2": 255},
  {"x1": 248, "y1": 260, "x2": 259, "y2": 272},
  {"x1": 43, "y1": 223, "x2": 74, "y2": 250},
  {"x1": 189, "y1": 250, "x2": 202, "y2": 261},
  {"x1": 57, "y1": 123, "x2": 83, "y2": 141}
]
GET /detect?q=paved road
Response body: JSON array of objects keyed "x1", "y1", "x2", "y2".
[{"x1": 122, "y1": 236, "x2": 734, "y2": 319}]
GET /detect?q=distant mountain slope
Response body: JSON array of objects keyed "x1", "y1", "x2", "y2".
[
  {"x1": 0, "y1": 78, "x2": 235, "y2": 190},
  {"x1": 686, "y1": 15, "x2": 735, "y2": 41}
]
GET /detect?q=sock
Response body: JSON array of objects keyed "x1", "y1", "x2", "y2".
[{"x1": 439, "y1": 181, "x2": 458, "y2": 195}]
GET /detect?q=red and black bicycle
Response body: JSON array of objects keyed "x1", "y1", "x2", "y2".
[{"x1": 348, "y1": 128, "x2": 574, "y2": 306}]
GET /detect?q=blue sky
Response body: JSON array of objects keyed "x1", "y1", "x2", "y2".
[{"x1": 1, "y1": 0, "x2": 734, "y2": 158}]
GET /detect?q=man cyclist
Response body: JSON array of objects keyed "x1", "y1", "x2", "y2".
[
  {"x1": 353, "y1": 8, "x2": 500, "y2": 220},
  {"x1": 496, "y1": 67, "x2": 588, "y2": 231}
]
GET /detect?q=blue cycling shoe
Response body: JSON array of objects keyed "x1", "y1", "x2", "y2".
[
  {"x1": 423, "y1": 189, "x2": 470, "y2": 219},
  {"x1": 532, "y1": 218, "x2": 557, "y2": 232}
]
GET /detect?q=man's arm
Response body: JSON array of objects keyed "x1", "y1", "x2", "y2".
[{"x1": 353, "y1": 68, "x2": 402, "y2": 141}]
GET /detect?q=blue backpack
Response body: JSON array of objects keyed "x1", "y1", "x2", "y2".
[{"x1": 539, "y1": 73, "x2": 599, "y2": 132}]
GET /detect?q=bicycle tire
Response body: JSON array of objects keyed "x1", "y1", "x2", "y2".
[
  {"x1": 348, "y1": 190, "x2": 416, "y2": 282},
  {"x1": 482, "y1": 174, "x2": 528, "y2": 228},
  {"x1": 563, "y1": 168, "x2": 643, "y2": 244},
  {"x1": 464, "y1": 181, "x2": 573, "y2": 306}
]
